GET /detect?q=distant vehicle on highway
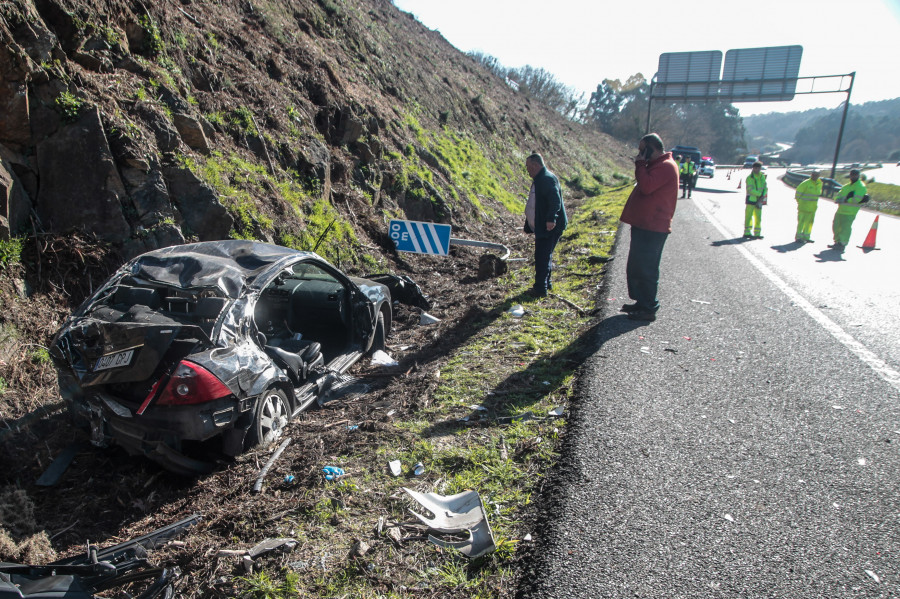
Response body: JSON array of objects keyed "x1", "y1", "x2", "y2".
[
  {"x1": 743, "y1": 155, "x2": 759, "y2": 168},
  {"x1": 699, "y1": 158, "x2": 715, "y2": 178}
]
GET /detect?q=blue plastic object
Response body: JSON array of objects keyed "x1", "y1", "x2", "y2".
[{"x1": 322, "y1": 466, "x2": 345, "y2": 481}]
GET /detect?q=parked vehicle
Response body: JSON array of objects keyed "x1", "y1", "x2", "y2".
[
  {"x1": 50, "y1": 240, "x2": 393, "y2": 474},
  {"x1": 743, "y1": 155, "x2": 760, "y2": 168},
  {"x1": 699, "y1": 158, "x2": 715, "y2": 178}
]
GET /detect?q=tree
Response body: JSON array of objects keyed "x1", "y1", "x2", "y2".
[{"x1": 584, "y1": 73, "x2": 747, "y2": 163}]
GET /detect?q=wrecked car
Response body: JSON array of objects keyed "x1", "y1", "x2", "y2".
[{"x1": 50, "y1": 240, "x2": 391, "y2": 474}]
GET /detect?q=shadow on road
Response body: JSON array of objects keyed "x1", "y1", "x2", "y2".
[
  {"x1": 711, "y1": 237, "x2": 753, "y2": 246},
  {"x1": 693, "y1": 186, "x2": 741, "y2": 194},
  {"x1": 771, "y1": 241, "x2": 806, "y2": 253},
  {"x1": 814, "y1": 247, "x2": 846, "y2": 262}
]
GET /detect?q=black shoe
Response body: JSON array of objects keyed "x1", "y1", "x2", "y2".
[
  {"x1": 620, "y1": 303, "x2": 640, "y2": 313},
  {"x1": 743, "y1": 233, "x2": 753, "y2": 239},
  {"x1": 627, "y1": 310, "x2": 657, "y2": 322},
  {"x1": 528, "y1": 288, "x2": 547, "y2": 298},
  {"x1": 753, "y1": 234, "x2": 764, "y2": 239}
]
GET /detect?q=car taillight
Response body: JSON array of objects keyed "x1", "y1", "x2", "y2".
[{"x1": 155, "y1": 361, "x2": 232, "y2": 406}]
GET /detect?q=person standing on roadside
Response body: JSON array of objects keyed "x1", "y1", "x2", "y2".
[
  {"x1": 679, "y1": 155, "x2": 695, "y2": 199},
  {"x1": 524, "y1": 153, "x2": 568, "y2": 298},
  {"x1": 743, "y1": 162, "x2": 767, "y2": 239},
  {"x1": 619, "y1": 133, "x2": 679, "y2": 322},
  {"x1": 794, "y1": 170, "x2": 823, "y2": 243},
  {"x1": 829, "y1": 168, "x2": 869, "y2": 251}
]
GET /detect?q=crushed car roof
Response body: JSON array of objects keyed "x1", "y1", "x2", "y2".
[{"x1": 126, "y1": 240, "x2": 315, "y2": 298}]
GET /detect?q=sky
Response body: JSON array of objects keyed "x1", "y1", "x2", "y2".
[{"x1": 391, "y1": 0, "x2": 900, "y2": 117}]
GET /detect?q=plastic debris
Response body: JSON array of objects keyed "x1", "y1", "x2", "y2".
[
  {"x1": 865, "y1": 570, "x2": 880, "y2": 583},
  {"x1": 457, "y1": 415, "x2": 470, "y2": 422},
  {"x1": 370, "y1": 350, "x2": 399, "y2": 366},
  {"x1": 683, "y1": 336, "x2": 692, "y2": 340},
  {"x1": 548, "y1": 407, "x2": 564, "y2": 417},
  {"x1": 420, "y1": 312, "x2": 441, "y2": 325},
  {"x1": 284, "y1": 474, "x2": 295, "y2": 484},
  {"x1": 322, "y1": 466, "x2": 345, "y2": 481},
  {"x1": 389, "y1": 460, "x2": 402, "y2": 477},
  {"x1": 664, "y1": 348, "x2": 677, "y2": 353},
  {"x1": 723, "y1": 514, "x2": 734, "y2": 522},
  {"x1": 413, "y1": 462, "x2": 425, "y2": 476},
  {"x1": 640, "y1": 347, "x2": 651, "y2": 354},
  {"x1": 691, "y1": 299, "x2": 711, "y2": 305},
  {"x1": 469, "y1": 405, "x2": 488, "y2": 411},
  {"x1": 523, "y1": 533, "x2": 532, "y2": 542},
  {"x1": 833, "y1": 405, "x2": 845, "y2": 410},
  {"x1": 402, "y1": 488, "x2": 496, "y2": 558},
  {"x1": 249, "y1": 538, "x2": 298, "y2": 559},
  {"x1": 542, "y1": 380, "x2": 550, "y2": 385},
  {"x1": 347, "y1": 424, "x2": 359, "y2": 431},
  {"x1": 508, "y1": 304, "x2": 525, "y2": 318},
  {"x1": 858, "y1": 458, "x2": 867, "y2": 466}
]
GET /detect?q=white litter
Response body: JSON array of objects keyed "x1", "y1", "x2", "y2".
[
  {"x1": 548, "y1": 407, "x2": 564, "y2": 417},
  {"x1": 542, "y1": 381, "x2": 550, "y2": 385},
  {"x1": 370, "y1": 350, "x2": 398, "y2": 366},
  {"x1": 508, "y1": 304, "x2": 525, "y2": 318},
  {"x1": 833, "y1": 405, "x2": 845, "y2": 410},
  {"x1": 389, "y1": 460, "x2": 402, "y2": 477},
  {"x1": 523, "y1": 533, "x2": 532, "y2": 542},
  {"x1": 723, "y1": 514, "x2": 734, "y2": 522},
  {"x1": 469, "y1": 405, "x2": 488, "y2": 411},
  {"x1": 691, "y1": 299, "x2": 711, "y2": 305},
  {"x1": 858, "y1": 458, "x2": 867, "y2": 466},
  {"x1": 640, "y1": 346, "x2": 651, "y2": 354},
  {"x1": 865, "y1": 570, "x2": 880, "y2": 583},
  {"x1": 419, "y1": 312, "x2": 441, "y2": 325}
]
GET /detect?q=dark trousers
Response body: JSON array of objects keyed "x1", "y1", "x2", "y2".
[
  {"x1": 626, "y1": 226, "x2": 669, "y2": 312},
  {"x1": 534, "y1": 231, "x2": 562, "y2": 292}
]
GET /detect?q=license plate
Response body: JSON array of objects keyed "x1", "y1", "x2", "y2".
[{"x1": 94, "y1": 349, "x2": 135, "y2": 372}]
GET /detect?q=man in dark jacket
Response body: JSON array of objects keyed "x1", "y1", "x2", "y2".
[
  {"x1": 619, "y1": 133, "x2": 679, "y2": 321},
  {"x1": 524, "y1": 153, "x2": 568, "y2": 297}
]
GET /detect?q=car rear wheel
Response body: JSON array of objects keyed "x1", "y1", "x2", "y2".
[
  {"x1": 367, "y1": 310, "x2": 386, "y2": 354},
  {"x1": 249, "y1": 388, "x2": 289, "y2": 447}
]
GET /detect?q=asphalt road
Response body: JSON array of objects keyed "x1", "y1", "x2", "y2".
[{"x1": 517, "y1": 169, "x2": 899, "y2": 598}]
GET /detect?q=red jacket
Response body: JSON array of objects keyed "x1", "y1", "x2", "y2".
[{"x1": 620, "y1": 151, "x2": 679, "y2": 233}]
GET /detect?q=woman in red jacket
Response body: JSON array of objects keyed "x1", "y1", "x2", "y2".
[{"x1": 619, "y1": 133, "x2": 679, "y2": 322}]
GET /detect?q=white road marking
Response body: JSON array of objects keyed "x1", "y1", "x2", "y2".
[{"x1": 693, "y1": 198, "x2": 900, "y2": 393}]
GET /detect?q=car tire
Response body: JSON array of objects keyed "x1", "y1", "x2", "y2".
[
  {"x1": 248, "y1": 388, "x2": 290, "y2": 448},
  {"x1": 367, "y1": 309, "x2": 386, "y2": 355}
]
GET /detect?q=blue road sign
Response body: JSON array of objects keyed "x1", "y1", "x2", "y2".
[{"x1": 389, "y1": 219, "x2": 452, "y2": 256}]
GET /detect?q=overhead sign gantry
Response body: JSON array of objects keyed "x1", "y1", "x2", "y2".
[{"x1": 646, "y1": 45, "x2": 855, "y2": 178}]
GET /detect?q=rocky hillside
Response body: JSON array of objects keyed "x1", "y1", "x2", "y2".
[{"x1": 1, "y1": 0, "x2": 629, "y2": 262}]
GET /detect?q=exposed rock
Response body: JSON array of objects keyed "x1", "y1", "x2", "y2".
[
  {"x1": 163, "y1": 166, "x2": 233, "y2": 241},
  {"x1": 34, "y1": 106, "x2": 130, "y2": 242},
  {"x1": 0, "y1": 153, "x2": 33, "y2": 239},
  {"x1": 122, "y1": 221, "x2": 186, "y2": 259},
  {"x1": 173, "y1": 113, "x2": 210, "y2": 153},
  {"x1": 133, "y1": 102, "x2": 181, "y2": 153}
]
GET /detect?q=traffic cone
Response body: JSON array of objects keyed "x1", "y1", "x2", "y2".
[
  {"x1": 737, "y1": 178, "x2": 741, "y2": 189},
  {"x1": 858, "y1": 215, "x2": 880, "y2": 251}
]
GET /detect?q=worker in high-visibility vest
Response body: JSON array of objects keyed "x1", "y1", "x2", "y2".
[
  {"x1": 794, "y1": 170, "x2": 823, "y2": 243},
  {"x1": 679, "y1": 156, "x2": 695, "y2": 199},
  {"x1": 829, "y1": 168, "x2": 869, "y2": 251},
  {"x1": 743, "y1": 162, "x2": 767, "y2": 238}
]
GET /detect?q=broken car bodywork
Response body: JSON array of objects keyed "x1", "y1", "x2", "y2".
[{"x1": 50, "y1": 241, "x2": 391, "y2": 474}]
